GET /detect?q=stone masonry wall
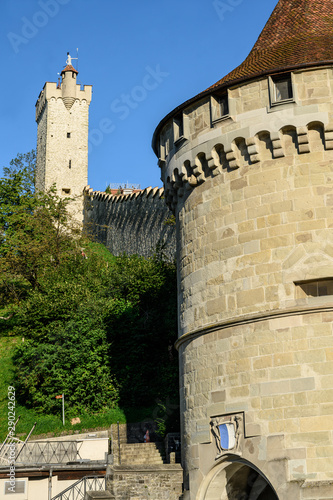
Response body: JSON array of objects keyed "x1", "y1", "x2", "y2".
[
  {"x1": 84, "y1": 186, "x2": 176, "y2": 260},
  {"x1": 107, "y1": 423, "x2": 183, "y2": 500},
  {"x1": 107, "y1": 465, "x2": 183, "y2": 500},
  {"x1": 179, "y1": 311, "x2": 333, "y2": 499},
  {"x1": 36, "y1": 79, "x2": 92, "y2": 225},
  {"x1": 154, "y1": 66, "x2": 333, "y2": 499},
  {"x1": 176, "y1": 130, "x2": 333, "y2": 335}
]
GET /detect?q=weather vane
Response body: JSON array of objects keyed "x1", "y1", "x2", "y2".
[{"x1": 66, "y1": 49, "x2": 79, "y2": 69}]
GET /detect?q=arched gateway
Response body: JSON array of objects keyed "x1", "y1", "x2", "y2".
[
  {"x1": 153, "y1": 0, "x2": 333, "y2": 498},
  {"x1": 199, "y1": 458, "x2": 278, "y2": 500}
]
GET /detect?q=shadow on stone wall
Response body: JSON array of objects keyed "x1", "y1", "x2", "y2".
[{"x1": 83, "y1": 186, "x2": 176, "y2": 260}]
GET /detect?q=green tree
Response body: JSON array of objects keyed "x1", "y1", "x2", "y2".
[
  {"x1": 13, "y1": 251, "x2": 178, "y2": 414},
  {"x1": 0, "y1": 153, "x2": 119, "y2": 413},
  {"x1": 2, "y1": 150, "x2": 35, "y2": 195},
  {"x1": 0, "y1": 151, "x2": 81, "y2": 305}
]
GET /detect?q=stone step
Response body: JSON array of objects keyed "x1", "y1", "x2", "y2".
[
  {"x1": 120, "y1": 458, "x2": 164, "y2": 465},
  {"x1": 120, "y1": 450, "x2": 165, "y2": 458},
  {"x1": 120, "y1": 452, "x2": 164, "y2": 459},
  {"x1": 121, "y1": 454, "x2": 165, "y2": 461},
  {"x1": 119, "y1": 442, "x2": 166, "y2": 465},
  {"x1": 120, "y1": 445, "x2": 163, "y2": 452},
  {"x1": 119, "y1": 443, "x2": 163, "y2": 449},
  {"x1": 121, "y1": 459, "x2": 164, "y2": 464},
  {"x1": 120, "y1": 451, "x2": 165, "y2": 458}
]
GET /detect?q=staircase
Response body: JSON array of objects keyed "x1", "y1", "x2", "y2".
[
  {"x1": 106, "y1": 424, "x2": 183, "y2": 500},
  {"x1": 51, "y1": 475, "x2": 106, "y2": 500},
  {"x1": 111, "y1": 422, "x2": 166, "y2": 465},
  {"x1": 119, "y1": 441, "x2": 165, "y2": 465}
]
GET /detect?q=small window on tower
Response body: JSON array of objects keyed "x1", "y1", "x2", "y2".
[
  {"x1": 69, "y1": 160, "x2": 72, "y2": 169},
  {"x1": 173, "y1": 113, "x2": 185, "y2": 145},
  {"x1": 159, "y1": 138, "x2": 166, "y2": 161},
  {"x1": 62, "y1": 188, "x2": 71, "y2": 195},
  {"x1": 211, "y1": 94, "x2": 229, "y2": 123},
  {"x1": 67, "y1": 132, "x2": 71, "y2": 138},
  {"x1": 295, "y1": 279, "x2": 333, "y2": 298},
  {"x1": 270, "y1": 74, "x2": 293, "y2": 105}
]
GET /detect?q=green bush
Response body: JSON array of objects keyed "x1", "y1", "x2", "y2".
[{"x1": 14, "y1": 312, "x2": 119, "y2": 414}]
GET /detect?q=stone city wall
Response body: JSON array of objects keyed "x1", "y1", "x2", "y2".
[{"x1": 83, "y1": 186, "x2": 176, "y2": 260}]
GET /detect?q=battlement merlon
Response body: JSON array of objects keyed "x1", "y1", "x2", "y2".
[{"x1": 35, "y1": 81, "x2": 92, "y2": 122}]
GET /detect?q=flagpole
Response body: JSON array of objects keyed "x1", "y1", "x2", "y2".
[{"x1": 62, "y1": 393, "x2": 65, "y2": 425}]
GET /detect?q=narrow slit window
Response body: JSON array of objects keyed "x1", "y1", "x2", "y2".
[
  {"x1": 69, "y1": 160, "x2": 71, "y2": 169},
  {"x1": 67, "y1": 132, "x2": 71, "y2": 138},
  {"x1": 295, "y1": 279, "x2": 333, "y2": 298}
]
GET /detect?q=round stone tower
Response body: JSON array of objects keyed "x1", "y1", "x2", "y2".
[
  {"x1": 35, "y1": 55, "x2": 92, "y2": 225},
  {"x1": 153, "y1": 0, "x2": 333, "y2": 498}
]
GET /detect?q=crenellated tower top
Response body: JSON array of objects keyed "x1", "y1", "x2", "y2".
[{"x1": 35, "y1": 53, "x2": 92, "y2": 225}]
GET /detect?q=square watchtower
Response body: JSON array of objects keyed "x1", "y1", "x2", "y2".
[{"x1": 35, "y1": 54, "x2": 92, "y2": 224}]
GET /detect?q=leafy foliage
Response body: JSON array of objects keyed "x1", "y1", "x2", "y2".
[
  {"x1": 0, "y1": 151, "x2": 81, "y2": 304},
  {"x1": 1, "y1": 152, "x2": 179, "y2": 420},
  {"x1": 2, "y1": 150, "x2": 35, "y2": 196},
  {"x1": 13, "y1": 313, "x2": 119, "y2": 414},
  {"x1": 14, "y1": 252, "x2": 178, "y2": 413}
]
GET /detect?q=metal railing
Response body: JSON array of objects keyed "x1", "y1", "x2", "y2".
[
  {"x1": 0, "y1": 440, "x2": 81, "y2": 465},
  {"x1": 51, "y1": 475, "x2": 105, "y2": 500},
  {"x1": 0, "y1": 418, "x2": 37, "y2": 466},
  {"x1": 117, "y1": 421, "x2": 121, "y2": 465}
]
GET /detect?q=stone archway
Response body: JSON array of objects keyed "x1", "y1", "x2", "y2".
[{"x1": 199, "y1": 458, "x2": 279, "y2": 500}]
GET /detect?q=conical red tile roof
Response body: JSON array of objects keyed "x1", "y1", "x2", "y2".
[
  {"x1": 153, "y1": 0, "x2": 333, "y2": 152},
  {"x1": 208, "y1": 0, "x2": 333, "y2": 90},
  {"x1": 61, "y1": 64, "x2": 78, "y2": 75}
]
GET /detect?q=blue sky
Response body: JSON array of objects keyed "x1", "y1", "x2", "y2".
[{"x1": 1, "y1": 0, "x2": 278, "y2": 191}]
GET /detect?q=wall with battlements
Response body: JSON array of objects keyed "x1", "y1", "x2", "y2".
[{"x1": 83, "y1": 186, "x2": 176, "y2": 260}]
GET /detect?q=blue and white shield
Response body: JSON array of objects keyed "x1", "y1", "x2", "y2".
[{"x1": 218, "y1": 423, "x2": 236, "y2": 450}]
